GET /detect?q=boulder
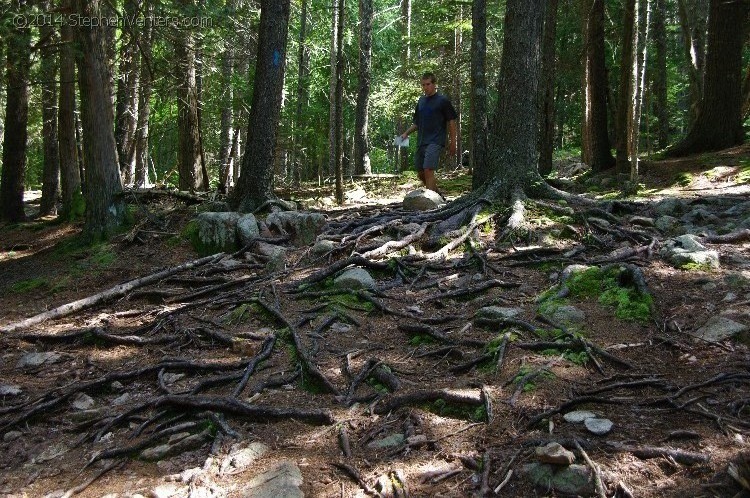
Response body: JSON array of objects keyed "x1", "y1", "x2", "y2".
[
  {"x1": 691, "y1": 316, "x2": 749, "y2": 343},
  {"x1": 312, "y1": 239, "x2": 335, "y2": 256},
  {"x1": 654, "y1": 215, "x2": 680, "y2": 233},
  {"x1": 549, "y1": 305, "x2": 586, "y2": 325},
  {"x1": 236, "y1": 213, "x2": 260, "y2": 246},
  {"x1": 254, "y1": 242, "x2": 287, "y2": 272},
  {"x1": 521, "y1": 463, "x2": 594, "y2": 496},
  {"x1": 475, "y1": 306, "x2": 523, "y2": 321},
  {"x1": 403, "y1": 188, "x2": 446, "y2": 211},
  {"x1": 266, "y1": 211, "x2": 326, "y2": 246},
  {"x1": 334, "y1": 268, "x2": 376, "y2": 290},
  {"x1": 535, "y1": 442, "x2": 576, "y2": 465},
  {"x1": 193, "y1": 212, "x2": 241, "y2": 254},
  {"x1": 241, "y1": 461, "x2": 303, "y2": 498},
  {"x1": 660, "y1": 234, "x2": 719, "y2": 269}
]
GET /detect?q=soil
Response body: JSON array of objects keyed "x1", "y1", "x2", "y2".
[{"x1": 1, "y1": 152, "x2": 749, "y2": 498}]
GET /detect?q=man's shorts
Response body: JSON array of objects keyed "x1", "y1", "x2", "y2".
[{"x1": 415, "y1": 143, "x2": 443, "y2": 171}]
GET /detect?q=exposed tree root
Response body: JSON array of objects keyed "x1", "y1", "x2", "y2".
[{"x1": 373, "y1": 389, "x2": 484, "y2": 415}]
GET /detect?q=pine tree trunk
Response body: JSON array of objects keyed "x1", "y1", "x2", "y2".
[
  {"x1": 74, "y1": 0, "x2": 124, "y2": 239},
  {"x1": 39, "y1": 3, "x2": 61, "y2": 217},
  {"x1": 615, "y1": 0, "x2": 636, "y2": 174},
  {"x1": 582, "y1": 0, "x2": 615, "y2": 172},
  {"x1": 354, "y1": 0, "x2": 373, "y2": 176},
  {"x1": 232, "y1": 0, "x2": 291, "y2": 211},
  {"x1": 114, "y1": 0, "x2": 139, "y2": 185},
  {"x1": 485, "y1": 0, "x2": 546, "y2": 200},
  {"x1": 134, "y1": 1, "x2": 153, "y2": 188},
  {"x1": 218, "y1": 0, "x2": 237, "y2": 194},
  {"x1": 334, "y1": 0, "x2": 345, "y2": 204},
  {"x1": 291, "y1": 0, "x2": 310, "y2": 185},
  {"x1": 538, "y1": 0, "x2": 559, "y2": 177},
  {"x1": 676, "y1": 0, "x2": 707, "y2": 123},
  {"x1": 0, "y1": 2, "x2": 30, "y2": 223},
  {"x1": 652, "y1": 0, "x2": 668, "y2": 149},
  {"x1": 667, "y1": 0, "x2": 747, "y2": 156},
  {"x1": 452, "y1": 7, "x2": 463, "y2": 171},
  {"x1": 398, "y1": 0, "x2": 411, "y2": 172},
  {"x1": 327, "y1": 0, "x2": 339, "y2": 178},
  {"x1": 59, "y1": 0, "x2": 81, "y2": 220},
  {"x1": 627, "y1": 0, "x2": 652, "y2": 180},
  {"x1": 470, "y1": 0, "x2": 488, "y2": 188}
]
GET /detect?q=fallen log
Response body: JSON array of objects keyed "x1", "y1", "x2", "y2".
[{"x1": 0, "y1": 254, "x2": 223, "y2": 333}]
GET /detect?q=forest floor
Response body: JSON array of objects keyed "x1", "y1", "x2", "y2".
[{"x1": 1, "y1": 147, "x2": 750, "y2": 498}]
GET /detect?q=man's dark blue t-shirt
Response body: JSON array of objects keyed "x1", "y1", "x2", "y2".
[{"x1": 413, "y1": 92, "x2": 458, "y2": 147}]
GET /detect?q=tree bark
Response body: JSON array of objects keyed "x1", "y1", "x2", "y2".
[
  {"x1": 652, "y1": 0, "x2": 668, "y2": 149},
  {"x1": 328, "y1": 0, "x2": 339, "y2": 179},
  {"x1": 291, "y1": 0, "x2": 310, "y2": 185},
  {"x1": 676, "y1": 0, "x2": 707, "y2": 124},
  {"x1": 39, "y1": 2, "x2": 61, "y2": 217},
  {"x1": 334, "y1": 0, "x2": 346, "y2": 204},
  {"x1": 0, "y1": 1, "x2": 31, "y2": 223},
  {"x1": 58, "y1": 0, "x2": 82, "y2": 219},
  {"x1": 581, "y1": 0, "x2": 615, "y2": 173},
  {"x1": 538, "y1": 0, "x2": 559, "y2": 177},
  {"x1": 615, "y1": 0, "x2": 636, "y2": 174},
  {"x1": 74, "y1": 0, "x2": 125, "y2": 239},
  {"x1": 114, "y1": 0, "x2": 140, "y2": 185},
  {"x1": 484, "y1": 0, "x2": 547, "y2": 201},
  {"x1": 218, "y1": 0, "x2": 237, "y2": 194},
  {"x1": 134, "y1": 1, "x2": 154, "y2": 188},
  {"x1": 470, "y1": 0, "x2": 488, "y2": 188},
  {"x1": 231, "y1": 0, "x2": 291, "y2": 211},
  {"x1": 398, "y1": 0, "x2": 412, "y2": 172},
  {"x1": 627, "y1": 0, "x2": 651, "y2": 180},
  {"x1": 667, "y1": 0, "x2": 747, "y2": 157},
  {"x1": 354, "y1": 0, "x2": 373, "y2": 176}
]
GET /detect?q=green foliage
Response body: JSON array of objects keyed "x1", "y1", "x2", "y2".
[
  {"x1": 426, "y1": 398, "x2": 488, "y2": 422},
  {"x1": 679, "y1": 262, "x2": 715, "y2": 272},
  {"x1": 599, "y1": 287, "x2": 653, "y2": 322},
  {"x1": 409, "y1": 334, "x2": 436, "y2": 346},
  {"x1": 673, "y1": 172, "x2": 693, "y2": 187},
  {"x1": 9, "y1": 277, "x2": 48, "y2": 293},
  {"x1": 225, "y1": 303, "x2": 252, "y2": 325}
]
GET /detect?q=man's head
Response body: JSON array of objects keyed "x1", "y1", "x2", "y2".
[{"x1": 420, "y1": 72, "x2": 437, "y2": 96}]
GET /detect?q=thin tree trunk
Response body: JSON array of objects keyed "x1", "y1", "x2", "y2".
[
  {"x1": 581, "y1": 0, "x2": 615, "y2": 172},
  {"x1": 453, "y1": 6, "x2": 463, "y2": 171},
  {"x1": 327, "y1": 0, "x2": 339, "y2": 179},
  {"x1": 652, "y1": 0, "x2": 668, "y2": 149},
  {"x1": 470, "y1": 0, "x2": 488, "y2": 188},
  {"x1": 75, "y1": 0, "x2": 125, "y2": 239},
  {"x1": 538, "y1": 0, "x2": 559, "y2": 176},
  {"x1": 676, "y1": 0, "x2": 707, "y2": 123},
  {"x1": 291, "y1": 0, "x2": 311, "y2": 185},
  {"x1": 615, "y1": 0, "x2": 636, "y2": 175},
  {"x1": 39, "y1": 2, "x2": 61, "y2": 217},
  {"x1": 334, "y1": 0, "x2": 345, "y2": 204},
  {"x1": 134, "y1": 0, "x2": 153, "y2": 188},
  {"x1": 59, "y1": 0, "x2": 82, "y2": 219},
  {"x1": 628, "y1": 0, "x2": 652, "y2": 181},
  {"x1": 354, "y1": 0, "x2": 373, "y2": 176},
  {"x1": 114, "y1": 0, "x2": 139, "y2": 185},
  {"x1": 0, "y1": 1, "x2": 31, "y2": 223},
  {"x1": 398, "y1": 0, "x2": 411, "y2": 172}
]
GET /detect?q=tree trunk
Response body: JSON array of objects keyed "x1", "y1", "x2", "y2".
[
  {"x1": 627, "y1": 0, "x2": 652, "y2": 180},
  {"x1": 334, "y1": 0, "x2": 345, "y2": 204},
  {"x1": 452, "y1": 6, "x2": 463, "y2": 171},
  {"x1": 470, "y1": 0, "x2": 487, "y2": 188},
  {"x1": 484, "y1": 0, "x2": 547, "y2": 201},
  {"x1": 59, "y1": 0, "x2": 81, "y2": 220},
  {"x1": 291, "y1": 0, "x2": 311, "y2": 185},
  {"x1": 354, "y1": 0, "x2": 373, "y2": 176},
  {"x1": 231, "y1": 0, "x2": 291, "y2": 211},
  {"x1": 667, "y1": 0, "x2": 747, "y2": 157},
  {"x1": 615, "y1": 0, "x2": 636, "y2": 174},
  {"x1": 74, "y1": 0, "x2": 125, "y2": 239},
  {"x1": 114, "y1": 0, "x2": 140, "y2": 185},
  {"x1": 175, "y1": 0, "x2": 206, "y2": 192},
  {"x1": 538, "y1": 0, "x2": 559, "y2": 177},
  {"x1": 581, "y1": 0, "x2": 615, "y2": 173},
  {"x1": 134, "y1": 0, "x2": 153, "y2": 188},
  {"x1": 398, "y1": 0, "x2": 412, "y2": 172},
  {"x1": 652, "y1": 0, "x2": 668, "y2": 149},
  {"x1": 327, "y1": 0, "x2": 339, "y2": 178},
  {"x1": 676, "y1": 0, "x2": 708, "y2": 124},
  {"x1": 0, "y1": 2, "x2": 31, "y2": 223},
  {"x1": 39, "y1": 2, "x2": 61, "y2": 217}
]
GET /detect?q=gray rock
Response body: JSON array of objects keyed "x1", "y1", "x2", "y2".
[
  {"x1": 334, "y1": 268, "x2": 376, "y2": 290},
  {"x1": 475, "y1": 306, "x2": 523, "y2": 321},
  {"x1": 403, "y1": 188, "x2": 446, "y2": 211},
  {"x1": 329, "y1": 322, "x2": 353, "y2": 334},
  {"x1": 221, "y1": 442, "x2": 269, "y2": 474},
  {"x1": 723, "y1": 292, "x2": 738, "y2": 302},
  {"x1": 161, "y1": 373, "x2": 185, "y2": 385},
  {"x1": 241, "y1": 461, "x2": 303, "y2": 498},
  {"x1": 236, "y1": 214, "x2": 260, "y2": 246},
  {"x1": 367, "y1": 433, "x2": 406, "y2": 449},
  {"x1": 660, "y1": 234, "x2": 719, "y2": 269},
  {"x1": 198, "y1": 200, "x2": 231, "y2": 213},
  {"x1": 549, "y1": 305, "x2": 586, "y2": 325},
  {"x1": 112, "y1": 393, "x2": 131, "y2": 405},
  {"x1": 72, "y1": 393, "x2": 95, "y2": 410},
  {"x1": 149, "y1": 483, "x2": 187, "y2": 498},
  {"x1": 560, "y1": 265, "x2": 592, "y2": 283},
  {"x1": 563, "y1": 410, "x2": 597, "y2": 423},
  {"x1": 654, "y1": 215, "x2": 679, "y2": 233},
  {"x1": 654, "y1": 198, "x2": 686, "y2": 216},
  {"x1": 522, "y1": 463, "x2": 593, "y2": 496},
  {"x1": 16, "y1": 351, "x2": 62, "y2": 369},
  {"x1": 110, "y1": 381, "x2": 125, "y2": 391},
  {"x1": 34, "y1": 442, "x2": 69, "y2": 463},
  {"x1": 3, "y1": 430, "x2": 22, "y2": 442},
  {"x1": 254, "y1": 241, "x2": 288, "y2": 272},
  {"x1": 312, "y1": 239, "x2": 335, "y2": 256},
  {"x1": 584, "y1": 417, "x2": 614, "y2": 435},
  {"x1": 535, "y1": 442, "x2": 576, "y2": 465},
  {"x1": 682, "y1": 207, "x2": 720, "y2": 225},
  {"x1": 140, "y1": 430, "x2": 210, "y2": 461},
  {"x1": 691, "y1": 316, "x2": 748, "y2": 343},
  {"x1": 266, "y1": 211, "x2": 326, "y2": 246},
  {"x1": 587, "y1": 217, "x2": 611, "y2": 227},
  {"x1": 194, "y1": 212, "x2": 241, "y2": 254},
  {"x1": 0, "y1": 384, "x2": 22, "y2": 396}
]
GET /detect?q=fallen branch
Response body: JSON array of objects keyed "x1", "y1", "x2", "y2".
[
  {"x1": 374, "y1": 389, "x2": 483, "y2": 415},
  {"x1": 1, "y1": 254, "x2": 223, "y2": 333},
  {"x1": 606, "y1": 441, "x2": 710, "y2": 465}
]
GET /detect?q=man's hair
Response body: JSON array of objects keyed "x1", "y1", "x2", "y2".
[{"x1": 420, "y1": 72, "x2": 437, "y2": 84}]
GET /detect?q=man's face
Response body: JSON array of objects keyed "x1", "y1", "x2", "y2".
[{"x1": 420, "y1": 79, "x2": 437, "y2": 96}]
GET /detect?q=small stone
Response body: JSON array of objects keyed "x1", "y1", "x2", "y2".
[
  {"x1": 702, "y1": 282, "x2": 718, "y2": 291},
  {"x1": 241, "y1": 461, "x2": 303, "y2": 498},
  {"x1": 16, "y1": 352, "x2": 62, "y2": 369},
  {"x1": 329, "y1": 322, "x2": 352, "y2": 333},
  {"x1": 535, "y1": 442, "x2": 576, "y2": 465},
  {"x1": 221, "y1": 442, "x2": 269, "y2": 474},
  {"x1": 3, "y1": 430, "x2": 22, "y2": 442},
  {"x1": 367, "y1": 433, "x2": 406, "y2": 449},
  {"x1": 403, "y1": 188, "x2": 446, "y2": 211},
  {"x1": 312, "y1": 239, "x2": 335, "y2": 256},
  {"x1": 110, "y1": 381, "x2": 124, "y2": 391},
  {"x1": 563, "y1": 410, "x2": 597, "y2": 423},
  {"x1": 723, "y1": 292, "x2": 738, "y2": 302},
  {"x1": 0, "y1": 384, "x2": 22, "y2": 396},
  {"x1": 584, "y1": 417, "x2": 614, "y2": 435},
  {"x1": 692, "y1": 316, "x2": 749, "y2": 343},
  {"x1": 334, "y1": 268, "x2": 376, "y2": 290},
  {"x1": 149, "y1": 483, "x2": 186, "y2": 498},
  {"x1": 407, "y1": 435, "x2": 428, "y2": 446},
  {"x1": 161, "y1": 373, "x2": 185, "y2": 385},
  {"x1": 71, "y1": 393, "x2": 95, "y2": 410},
  {"x1": 112, "y1": 393, "x2": 131, "y2": 405},
  {"x1": 549, "y1": 305, "x2": 586, "y2": 325},
  {"x1": 475, "y1": 306, "x2": 523, "y2": 321}
]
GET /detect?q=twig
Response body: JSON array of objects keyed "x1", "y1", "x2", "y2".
[{"x1": 575, "y1": 440, "x2": 607, "y2": 498}]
